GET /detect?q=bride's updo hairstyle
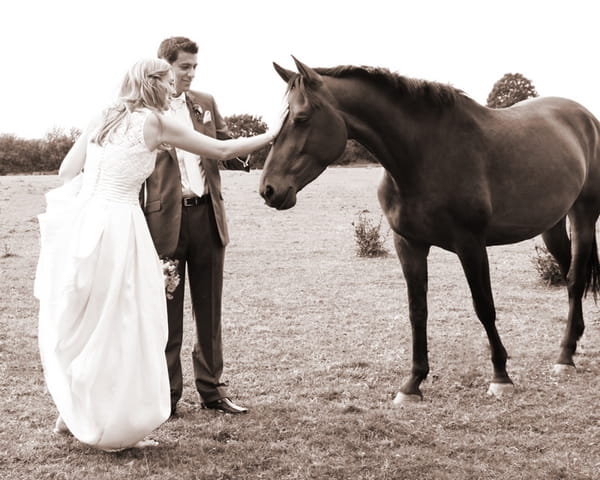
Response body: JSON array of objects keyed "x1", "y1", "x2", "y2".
[{"x1": 93, "y1": 58, "x2": 172, "y2": 145}]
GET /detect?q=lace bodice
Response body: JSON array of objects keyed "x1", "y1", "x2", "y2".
[{"x1": 79, "y1": 109, "x2": 156, "y2": 204}]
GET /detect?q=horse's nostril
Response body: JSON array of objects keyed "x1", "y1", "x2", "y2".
[{"x1": 262, "y1": 185, "x2": 274, "y2": 200}]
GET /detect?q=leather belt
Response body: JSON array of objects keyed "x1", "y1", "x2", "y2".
[{"x1": 182, "y1": 195, "x2": 210, "y2": 207}]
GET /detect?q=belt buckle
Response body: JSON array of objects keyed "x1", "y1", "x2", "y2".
[{"x1": 183, "y1": 195, "x2": 209, "y2": 207}]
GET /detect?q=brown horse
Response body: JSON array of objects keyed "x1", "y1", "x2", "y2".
[{"x1": 259, "y1": 57, "x2": 600, "y2": 403}]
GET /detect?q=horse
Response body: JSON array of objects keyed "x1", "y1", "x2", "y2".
[{"x1": 259, "y1": 56, "x2": 600, "y2": 403}]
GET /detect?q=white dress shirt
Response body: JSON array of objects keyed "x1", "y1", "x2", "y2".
[{"x1": 168, "y1": 94, "x2": 206, "y2": 197}]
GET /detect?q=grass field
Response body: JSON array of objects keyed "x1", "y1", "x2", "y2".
[{"x1": 1, "y1": 168, "x2": 599, "y2": 479}]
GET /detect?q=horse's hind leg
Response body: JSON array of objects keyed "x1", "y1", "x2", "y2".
[
  {"x1": 541, "y1": 217, "x2": 571, "y2": 280},
  {"x1": 554, "y1": 208, "x2": 598, "y2": 372},
  {"x1": 392, "y1": 234, "x2": 431, "y2": 404},
  {"x1": 455, "y1": 234, "x2": 513, "y2": 398}
]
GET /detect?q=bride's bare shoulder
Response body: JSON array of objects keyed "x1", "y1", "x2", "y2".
[{"x1": 142, "y1": 111, "x2": 165, "y2": 151}]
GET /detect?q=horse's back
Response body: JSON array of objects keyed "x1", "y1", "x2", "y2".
[
  {"x1": 475, "y1": 97, "x2": 600, "y2": 242},
  {"x1": 491, "y1": 96, "x2": 600, "y2": 166},
  {"x1": 379, "y1": 96, "x2": 600, "y2": 247},
  {"x1": 485, "y1": 96, "x2": 600, "y2": 158}
]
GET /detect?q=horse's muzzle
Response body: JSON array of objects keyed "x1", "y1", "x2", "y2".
[{"x1": 259, "y1": 183, "x2": 297, "y2": 210}]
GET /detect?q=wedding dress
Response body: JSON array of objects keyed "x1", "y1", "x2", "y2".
[{"x1": 34, "y1": 109, "x2": 170, "y2": 451}]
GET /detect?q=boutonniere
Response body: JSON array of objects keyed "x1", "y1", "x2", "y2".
[
  {"x1": 203, "y1": 110, "x2": 212, "y2": 124},
  {"x1": 160, "y1": 257, "x2": 180, "y2": 300},
  {"x1": 192, "y1": 104, "x2": 203, "y2": 122}
]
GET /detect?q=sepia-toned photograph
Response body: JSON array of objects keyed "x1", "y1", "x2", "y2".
[{"x1": 1, "y1": 0, "x2": 599, "y2": 478}]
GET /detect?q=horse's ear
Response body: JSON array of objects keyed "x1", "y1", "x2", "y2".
[
  {"x1": 273, "y1": 62, "x2": 295, "y2": 83},
  {"x1": 291, "y1": 56, "x2": 322, "y2": 87}
]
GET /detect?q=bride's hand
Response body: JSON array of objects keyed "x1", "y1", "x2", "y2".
[{"x1": 266, "y1": 114, "x2": 285, "y2": 143}]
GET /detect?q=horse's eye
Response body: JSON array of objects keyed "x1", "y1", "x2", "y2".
[{"x1": 293, "y1": 116, "x2": 309, "y2": 125}]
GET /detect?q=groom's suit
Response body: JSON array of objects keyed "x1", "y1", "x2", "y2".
[{"x1": 142, "y1": 90, "x2": 247, "y2": 410}]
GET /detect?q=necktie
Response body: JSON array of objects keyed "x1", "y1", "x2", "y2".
[
  {"x1": 183, "y1": 154, "x2": 206, "y2": 197},
  {"x1": 169, "y1": 96, "x2": 206, "y2": 196}
]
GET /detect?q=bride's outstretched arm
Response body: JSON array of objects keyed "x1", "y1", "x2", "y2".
[{"x1": 144, "y1": 112, "x2": 279, "y2": 161}]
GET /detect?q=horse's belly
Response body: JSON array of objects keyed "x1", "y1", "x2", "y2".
[
  {"x1": 485, "y1": 161, "x2": 586, "y2": 245},
  {"x1": 485, "y1": 224, "x2": 547, "y2": 246},
  {"x1": 485, "y1": 202, "x2": 572, "y2": 245},
  {"x1": 382, "y1": 190, "x2": 571, "y2": 248}
]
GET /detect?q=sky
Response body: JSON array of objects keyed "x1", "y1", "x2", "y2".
[{"x1": 1, "y1": 0, "x2": 598, "y2": 139}]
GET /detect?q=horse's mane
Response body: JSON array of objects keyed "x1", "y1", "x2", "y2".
[{"x1": 289, "y1": 65, "x2": 466, "y2": 110}]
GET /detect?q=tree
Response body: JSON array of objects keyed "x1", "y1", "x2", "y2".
[
  {"x1": 486, "y1": 73, "x2": 538, "y2": 108},
  {"x1": 224, "y1": 114, "x2": 269, "y2": 168},
  {"x1": 0, "y1": 134, "x2": 43, "y2": 174},
  {"x1": 39, "y1": 127, "x2": 81, "y2": 172},
  {"x1": 0, "y1": 127, "x2": 80, "y2": 174}
]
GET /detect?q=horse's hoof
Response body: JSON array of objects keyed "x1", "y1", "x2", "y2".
[
  {"x1": 486, "y1": 382, "x2": 514, "y2": 399},
  {"x1": 392, "y1": 391, "x2": 422, "y2": 405},
  {"x1": 552, "y1": 363, "x2": 576, "y2": 375}
]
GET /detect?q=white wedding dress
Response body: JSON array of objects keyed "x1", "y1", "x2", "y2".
[{"x1": 34, "y1": 109, "x2": 170, "y2": 451}]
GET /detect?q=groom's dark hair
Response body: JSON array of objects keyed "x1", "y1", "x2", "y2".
[{"x1": 157, "y1": 36, "x2": 199, "y2": 64}]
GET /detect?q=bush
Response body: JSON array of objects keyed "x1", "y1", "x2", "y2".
[
  {"x1": 0, "y1": 127, "x2": 79, "y2": 175},
  {"x1": 352, "y1": 211, "x2": 388, "y2": 257},
  {"x1": 225, "y1": 114, "x2": 269, "y2": 169},
  {"x1": 532, "y1": 245, "x2": 564, "y2": 286}
]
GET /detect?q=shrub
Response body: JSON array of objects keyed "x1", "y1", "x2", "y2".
[
  {"x1": 352, "y1": 211, "x2": 388, "y2": 257},
  {"x1": 532, "y1": 245, "x2": 564, "y2": 286},
  {"x1": 225, "y1": 114, "x2": 269, "y2": 169},
  {"x1": 0, "y1": 127, "x2": 79, "y2": 174}
]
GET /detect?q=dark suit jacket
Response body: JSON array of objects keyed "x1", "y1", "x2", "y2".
[{"x1": 142, "y1": 90, "x2": 246, "y2": 256}]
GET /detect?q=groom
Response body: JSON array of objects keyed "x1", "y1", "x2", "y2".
[{"x1": 143, "y1": 36, "x2": 249, "y2": 416}]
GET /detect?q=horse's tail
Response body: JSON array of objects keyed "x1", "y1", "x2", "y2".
[{"x1": 584, "y1": 231, "x2": 600, "y2": 302}]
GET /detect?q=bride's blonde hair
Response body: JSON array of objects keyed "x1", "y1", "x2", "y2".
[{"x1": 92, "y1": 58, "x2": 172, "y2": 145}]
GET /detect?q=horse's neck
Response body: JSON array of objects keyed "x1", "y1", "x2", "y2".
[
  {"x1": 327, "y1": 76, "x2": 472, "y2": 177},
  {"x1": 327, "y1": 84, "x2": 402, "y2": 175}
]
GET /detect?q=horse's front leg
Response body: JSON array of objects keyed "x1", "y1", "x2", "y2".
[
  {"x1": 392, "y1": 233, "x2": 431, "y2": 404},
  {"x1": 455, "y1": 234, "x2": 513, "y2": 399}
]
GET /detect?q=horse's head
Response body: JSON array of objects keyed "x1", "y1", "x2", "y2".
[{"x1": 260, "y1": 57, "x2": 348, "y2": 209}]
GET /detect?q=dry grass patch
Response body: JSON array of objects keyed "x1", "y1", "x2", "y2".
[{"x1": 1, "y1": 169, "x2": 599, "y2": 479}]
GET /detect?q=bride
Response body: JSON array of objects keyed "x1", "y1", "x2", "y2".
[{"x1": 34, "y1": 57, "x2": 278, "y2": 451}]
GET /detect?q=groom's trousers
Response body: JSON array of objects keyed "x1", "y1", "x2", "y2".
[{"x1": 165, "y1": 196, "x2": 228, "y2": 408}]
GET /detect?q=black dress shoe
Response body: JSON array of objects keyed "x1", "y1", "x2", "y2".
[{"x1": 201, "y1": 397, "x2": 248, "y2": 414}]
